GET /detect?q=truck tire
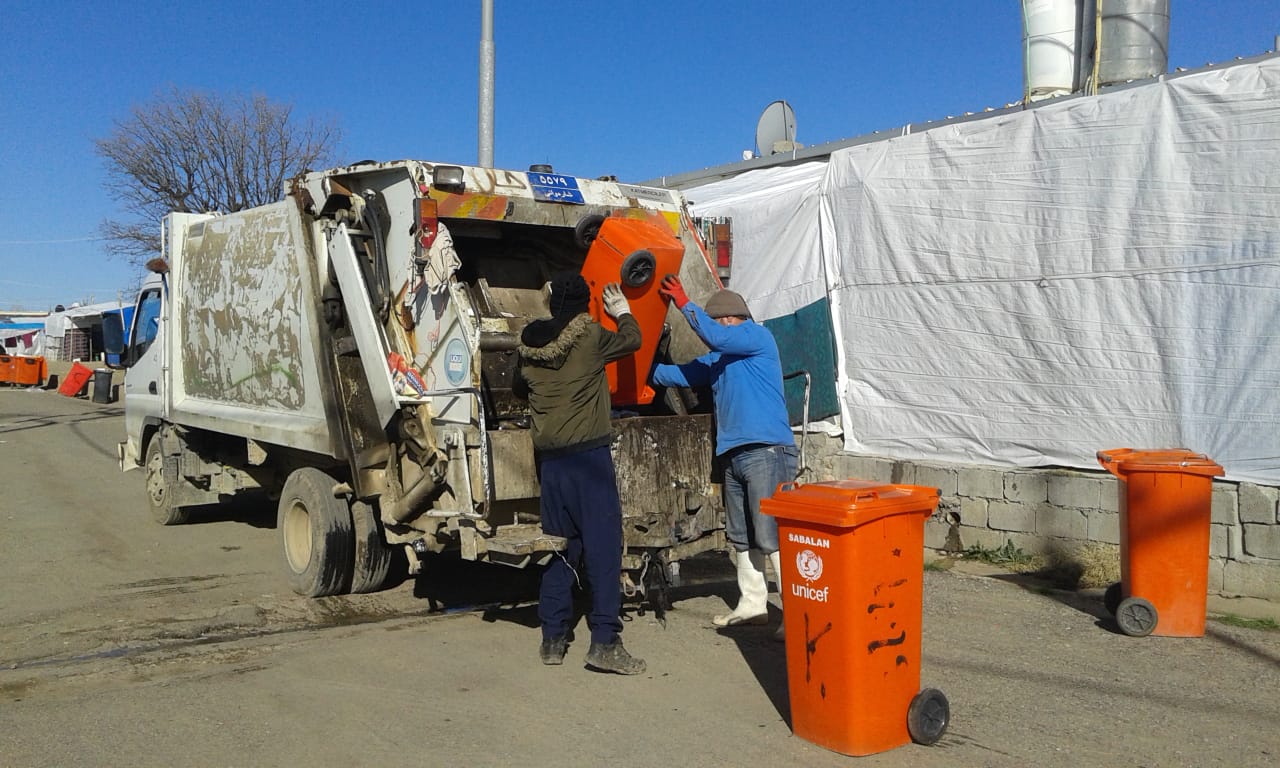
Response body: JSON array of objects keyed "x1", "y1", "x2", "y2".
[
  {"x1": 277, "y1": 468, "x2": 354, "y2": 597},
  {"x1": 146, "y1": 438, "x2": 191, "y2": 526},
  {"x1": 349, "y1": 499, "x2": 393, "y2": 594}
]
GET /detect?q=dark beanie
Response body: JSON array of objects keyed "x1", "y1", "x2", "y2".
[
  {"x1": 522, "y1": 271, "x2": 591, "y2": 348},
  {"x1": 549, "y1": 272, "x2": 590, "y2": 319}
]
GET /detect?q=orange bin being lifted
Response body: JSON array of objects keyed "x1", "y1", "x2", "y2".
[
  {"x1": 1097, "y1": 448, "x2": 1224, "y2": 638},
  {"x1": 762, "y1": 479, "x2": 949, "y2": 757},
  {"x1": 580, "y1": 216, "x2": 684, "y2": 407}
]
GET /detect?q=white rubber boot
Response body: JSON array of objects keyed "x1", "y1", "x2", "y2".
[
  {"x1": 714, "y1": 550, "x2": 769, "y2": 627},
  {"x1": 769, "y1": 550, "x2": 785, "y2": 642}
]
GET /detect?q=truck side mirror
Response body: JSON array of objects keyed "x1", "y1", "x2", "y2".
[{"x1": 102, "y1": 313, "x2": 128, "y2": 369}]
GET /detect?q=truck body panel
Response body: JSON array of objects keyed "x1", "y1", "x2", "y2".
[{"x1": 168, "y1": 204, "x2": 336, "y2": 456}]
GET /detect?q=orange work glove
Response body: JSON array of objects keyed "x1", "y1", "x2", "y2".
[{"x1": 659, "y1": 274, "x2": 690, "y2": 309}]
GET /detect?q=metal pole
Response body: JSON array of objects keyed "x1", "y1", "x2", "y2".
[{"x1": 478, "y1": 0, "x2": 495, "y2": 168}]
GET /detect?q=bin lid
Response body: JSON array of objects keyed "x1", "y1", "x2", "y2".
[
  {"x1": 760, "y1": 479, "x2": 940, "y2": 529},
  {"x1": 1097, "y1": 448, "x2": 1224, "y2": 478}
]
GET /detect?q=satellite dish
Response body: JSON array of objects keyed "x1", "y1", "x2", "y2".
[{"x1": 755, "y1": 100, "x2": 799, "y2": 156}]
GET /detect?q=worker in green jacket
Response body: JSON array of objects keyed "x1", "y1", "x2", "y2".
[{"x1": 513, "y1": 272, "x2": 646, "y2": 674}]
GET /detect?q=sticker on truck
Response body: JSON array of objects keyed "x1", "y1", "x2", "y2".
[{"x1": 445, "y1": 337, "x2": 469, "y2": 386}]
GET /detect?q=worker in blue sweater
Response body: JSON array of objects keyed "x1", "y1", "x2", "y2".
[{"x1": 652, "y1": 275, "x2": 797, "y2": 637}]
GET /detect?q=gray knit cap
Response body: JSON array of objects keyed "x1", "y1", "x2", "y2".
[{"x1": 704, "y1": 290, "x2": 752, "y2": 319}]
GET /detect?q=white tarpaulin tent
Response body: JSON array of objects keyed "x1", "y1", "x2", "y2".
[
  {"x1": 0, "y1": 318, "x2": 45, "y2": 355},
  {"x1": 686, "y1": 55, "x2": 1280, "y2": 485}
]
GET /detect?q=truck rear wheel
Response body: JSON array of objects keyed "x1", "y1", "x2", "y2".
[
  {"x1": 146, "y1": 438, "x2": 191, "y2": 526},
  {"x1": 277, "y1": 468, "x2": 354, "y2": 597},
  {"x1": 350, "y1": 499, "x2": 393, "y2": 593}
]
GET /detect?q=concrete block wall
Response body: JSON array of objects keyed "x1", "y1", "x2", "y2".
[{"x1": 800, "y1": 433, "x2": 1280, "y2": 602}]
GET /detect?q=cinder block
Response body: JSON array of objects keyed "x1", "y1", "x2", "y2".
[
  {"x1": 958, "y1": 468, "x2": 1004, "y2": 499},
  {"x1": 829, "y1": 453, "x2": 895, "y2": 483},
  {"x1": 1242, "y1": 523, "x2": 1280, "y2": 560},
  {"x1": 1206, "y1": 558, "x2": 1225, "y2": 593},
  {"x1": 1087, "y1": 510, "x2": 1120, "y2": 545},
  {"x1": 915, "y1": 465, "x2": 958, "y2": 496},
  {"x1": 1210, "y1": 525, "x2": 1230, "y2": 559},
  {"x1": 1211, "y1": 484, "x2": 1239, "y2": 526},
  {"x1": 1004, "y1": 472, "x2": 1046, "y2": 503},
  {"x1": 890, "y1": 461, "x2": 917, "y2": 485},
  {"x1": 1036, "y1": 506, "x2": 1087, "y2": 540},
  {"x1": 1006, "y1": 531, "x2": 1055, "y2": 556},
  {"x1": 1099, "y1": 477, "x2": 1122, "y2": 513},
  {"x1": 1047, "y1": 473, "x2": 1102, "y2": 509},
  {"x1": 924, "y1": 518, "x2": 954, "y2": 551},
  {"x1": 1222, "y1": 559, "x2": 1280, "y2": 601},
  {"x1": 959, "y1": 526, "x2": 1007, "y2": 552},
  {"x1": 988, "y1": 500, "x2": 1035, "y2": 533},
  {"x1": 1239, "y1": 483, "x2": 1279, "y2": 524},
  {"x1": 959, "y1": 497, "x2": 989, "y2": 527}
]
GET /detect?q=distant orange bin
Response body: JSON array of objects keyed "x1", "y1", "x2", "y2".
[
  {"x1": 58, "y1": 362, "x2": 94, "y2": 397},
  {"x1": 12, "y1": 355, "x2": 47, "y2": 386},
  {"x1": 762, "y1": 480, "x2": 949, "y2": 756},
  {"x1": 1097, "y1": 448, "x2": 1224, "y2": 638},
  {"x1": 581, "y1": 215, "x2": 684, "y2": 407},
  {"x1": 0, "y1": 355, "x2": 13, "y2": 384}
]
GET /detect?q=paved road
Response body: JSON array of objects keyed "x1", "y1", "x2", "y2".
[{"x1": 2, "y1": 389, "x2": 1278, "y2": 767}]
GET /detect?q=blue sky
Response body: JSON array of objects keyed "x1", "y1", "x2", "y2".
[{"x1": 1, "y1": 0, "x2": 1276, "y2": 310}]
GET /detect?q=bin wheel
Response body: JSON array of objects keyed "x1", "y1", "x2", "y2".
[
  {"x1": 1103, "y1": 582, "x2": 1122, "y2": 616},
  {"x1": 907, "y1": 688, "x2": 950, "y2": 745},
  {"x1": 620, "y1": 250, "x2": 657, "y2": 288},
  {"x1": 1116, "y1": 596, "x2": 1158, "y2": 637},
  {"x1": 574, "y1": 214, "x2": 606, "y2": 250}
]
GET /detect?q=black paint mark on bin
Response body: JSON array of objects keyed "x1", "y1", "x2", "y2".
[
  {"x1": 867, "y1": 630, "x2": 907, "y2": 654},
  {"x1": 804, "y1": 613, "x2": 834, "y2": 683}
]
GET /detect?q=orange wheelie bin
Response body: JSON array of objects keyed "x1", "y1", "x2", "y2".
[
  {"x1": 1097, "y1": 448, "x2": 1225, "y2": 637},
  {"x1": 762, "y1": 479, "x2": 949, "y2": 756},
  {"x1": 580, "y1": 215, "x2": 684, "y2": 407}
]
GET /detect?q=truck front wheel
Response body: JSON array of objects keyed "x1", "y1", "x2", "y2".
[
  {"x1": 146, "y1": 438, "x2": 191, "y2": 526},
  {"x1": 277, "y1": 468, "x2": 354, "y2": 597}
]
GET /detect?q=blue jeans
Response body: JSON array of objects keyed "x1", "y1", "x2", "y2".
[
  {"x1": 537, "y1": 445, "x2": 624, "y2": 646},
  {"x1": 722, "y1": 443, "x2": 798, "y2": 554}
]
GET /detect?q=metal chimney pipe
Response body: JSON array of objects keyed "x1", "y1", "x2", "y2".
[{"x1": 478, "y1": 0, "x2": 495, "y2": 168}]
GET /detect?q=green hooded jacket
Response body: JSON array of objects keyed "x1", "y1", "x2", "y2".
[{"x1": 513, "y1": 313, "x2": 641, "y2": 455}]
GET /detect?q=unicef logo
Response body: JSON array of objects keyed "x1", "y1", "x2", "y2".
[{"x1": 796, "y1": 549, "x2": 823, "y2": 582}]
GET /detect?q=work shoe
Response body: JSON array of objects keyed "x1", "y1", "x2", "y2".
[
  {"x1": 585, "y1": 640, "x2": 646, "y2": 675},
  {"x1": 540, "y1": 634, "x2": 568, "y2": 665},
  {"x1": 713, "y1": 550, "x2": 769, "y2": 627}
]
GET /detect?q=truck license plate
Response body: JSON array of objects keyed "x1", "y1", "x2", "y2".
[{"x1": 527, "y1": 171, "x2": 584, "y2": 204}]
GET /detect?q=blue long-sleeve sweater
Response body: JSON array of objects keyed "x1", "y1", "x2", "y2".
[{"x1": 652, "y1": 302, "x2": 794, "y2": 456}]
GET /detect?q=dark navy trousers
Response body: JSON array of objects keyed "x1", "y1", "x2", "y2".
[{"x1": 537, "y1": 444, "x2": 623, "y2": 646}]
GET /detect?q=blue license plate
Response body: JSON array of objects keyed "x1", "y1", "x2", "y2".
[{"x1": 527, "y1": 171, "x2": 585, "y2": 204}]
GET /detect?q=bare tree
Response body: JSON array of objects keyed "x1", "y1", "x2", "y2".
[{"x1": 96, "y1": 87, "x2": 343, "y2": 264}]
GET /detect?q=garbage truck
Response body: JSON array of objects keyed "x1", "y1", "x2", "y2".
[{"x1": 106, "y1": 159, "x2": 727, "y2": 607}]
